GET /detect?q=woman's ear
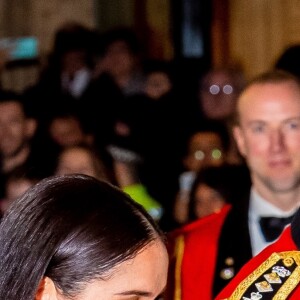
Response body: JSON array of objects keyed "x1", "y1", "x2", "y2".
[{"x1": 35, "y1": 277, "x2": 58, "y2": 300}]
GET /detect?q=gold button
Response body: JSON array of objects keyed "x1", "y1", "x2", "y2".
[{"x1": 283, "y1": 257, "x2": 294, "y2": 267}]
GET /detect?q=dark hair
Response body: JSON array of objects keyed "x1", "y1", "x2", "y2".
[
  {"x1": 102, "y1": 27, "x2": 141, "y2": 55},
  {"x1": 0, "y1": 89, "x2": 36, "y2": 119},
  {"x1": 53, "y1": 21, "x2": 95, "y2": 56},
  {"x1": 5, "y1": 164, "x2": 41, "y2": 187},
  {"x1": 48, "y1": 101, "x2": 91, "y2": 135},
  {"x1": 275, "y1": 44, "x2": 300, "y2": 78},
  {"x1": 0, "y1": 174, "x2": 164, "y2": 299},
  {"x1": 47, "y1": 21, "x2": 97, "y2": 71},
  {"x1": 186, "y1": 120, "x2": 231, "y2": 153},
  {"x1": 0, "y1": 89, "x2": 21, "y2": 102},
  {"x1": 0, "y1": 89, "x2": 25, "y2": 111},
  {"x1": 143, "y1": 59, "x2": 173, "y2": 77}
]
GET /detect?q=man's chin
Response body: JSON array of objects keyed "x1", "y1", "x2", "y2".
[{"x1": 268, "y1": 179, "x2": 300, "y2": 193}]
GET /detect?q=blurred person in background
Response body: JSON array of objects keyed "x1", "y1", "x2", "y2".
[
  {"x1": 173, "y1": 121, "x2": 229, "y2": 225},
  {"x1": 189, "y1": 66, "x2": 247, "y2": 165},
  {"x1": 0, "y1": 90, "x2": 56, "y2": 199},
  {"x1": 56, "y1": 144, "x2": 163, "y2": 221},
  {"x1": 46, "y1": 104, "x2": 95, "y2": 149},
  {"x1": 0, "y1": 166, "x2": 40, "y2": 216},
  {"x1": 188, "y1": 164, "x2": 250, "y2": 222},
  {"x1": 93, "y1": 26, "x2": 145, "y2": 97}
]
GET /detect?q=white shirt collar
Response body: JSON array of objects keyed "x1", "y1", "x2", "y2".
[
  {"x1": 250, "y1": 188, "x2": 298, "y2": 218},
  {"x1": 248, "y1": 187, "x2": 297, "y2": 256}
]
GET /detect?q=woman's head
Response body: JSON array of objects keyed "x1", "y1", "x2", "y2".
[
  {"x1": 0, "y1": 174, "x2": 168, "y2": 300},
  {"x1": 188, "y1": 165, "x2": 249, "y2": 220}
]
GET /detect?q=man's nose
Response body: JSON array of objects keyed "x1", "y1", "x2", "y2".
[{"x1": 269, "y1": 129, "x2": 285, "y2": 152}]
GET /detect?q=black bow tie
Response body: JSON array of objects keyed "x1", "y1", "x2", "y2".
[{"x1": 259, "y1": 215, "x2": 295, "y2": 242}]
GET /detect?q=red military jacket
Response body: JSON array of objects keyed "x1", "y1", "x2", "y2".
[
  {"x1": 216, "y1": 226, "x2": 300, "y2": 299},
  {"x1": 165, "y1": 204, "x2": 232, "y2": 300}
]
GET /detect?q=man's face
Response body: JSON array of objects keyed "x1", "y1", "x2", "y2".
[
  {"x1": 0, "y1": 101, "x2": 29, "y2": 158},
  {"x1": 56, "y1": 148, "x2": 97, "y2": 178},
  {"x1": 234, "y1": 81, "x2": 300, "y2": 194},
  {"x1": 49, "y1": 116, "x2": 85, "y2": 147},
  {"x1": 200, "y1": 71, "x2": 238, "y2": 120},
  {"x1": 184, "y1": 132, "x2": 224, "y2": 172},
  {"x1": 145, "y1": 71, "x2": 172, "y2": 100},
  {"x1": 103, "y1": 41, "x2": 136, "y2": 77}
]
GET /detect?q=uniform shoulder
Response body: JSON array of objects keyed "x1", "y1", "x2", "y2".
[
  {"x1": 216, "y1": 227, "x2": 300, "y2": 299},
  {"x1": 167, "y1": 204, "x2": 231, "y2": 249}
]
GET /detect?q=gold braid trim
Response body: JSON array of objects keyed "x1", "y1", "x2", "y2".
[
  {"x1": 225, "y1": 251, "x2": 300, "y2": 300},
  {"x1": 274, "y1": 266, "x2": 300, "y2": 300},
  {"x1": 174, "y1": 235, "x2": 185, "y2": 300}
]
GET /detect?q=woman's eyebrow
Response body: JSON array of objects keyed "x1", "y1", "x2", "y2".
[{"x1": 115, "y1": 290, "x2": 152, "y2": 297}]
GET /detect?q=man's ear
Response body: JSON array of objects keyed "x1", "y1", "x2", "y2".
[
  {"x1": 232, "y1": 125, "x2": 246, "y2": 157},
  {"x1": 25, "y1": 118, "x2": 37, "y2": 139},
  {"x1": 35, "y1": 277, "x2": 58, "y2": 300}
]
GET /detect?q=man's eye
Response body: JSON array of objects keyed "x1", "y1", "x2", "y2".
[
  {"x1": 286, "y1": 121, "x2": 300, "y2": 130},
  {"x1": 251, "y1": 125, "x2": 264, "y2": 133}
]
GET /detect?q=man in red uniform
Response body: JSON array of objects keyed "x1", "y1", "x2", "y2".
[{"x1": 165, "y1": 70, "x2": 300, "y2": 299}]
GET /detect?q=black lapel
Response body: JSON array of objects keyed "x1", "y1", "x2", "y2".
[
  {"x1": 212, "y1": 191, "x2": 253, "y2": 296},
  {"x1": 291, "y1": 207, "x2": 300, "y2": 249}
]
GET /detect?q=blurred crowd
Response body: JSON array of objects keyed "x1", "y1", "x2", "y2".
[{"x1": 0, "y1": 21, "x2": 294, "y2": 233}]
